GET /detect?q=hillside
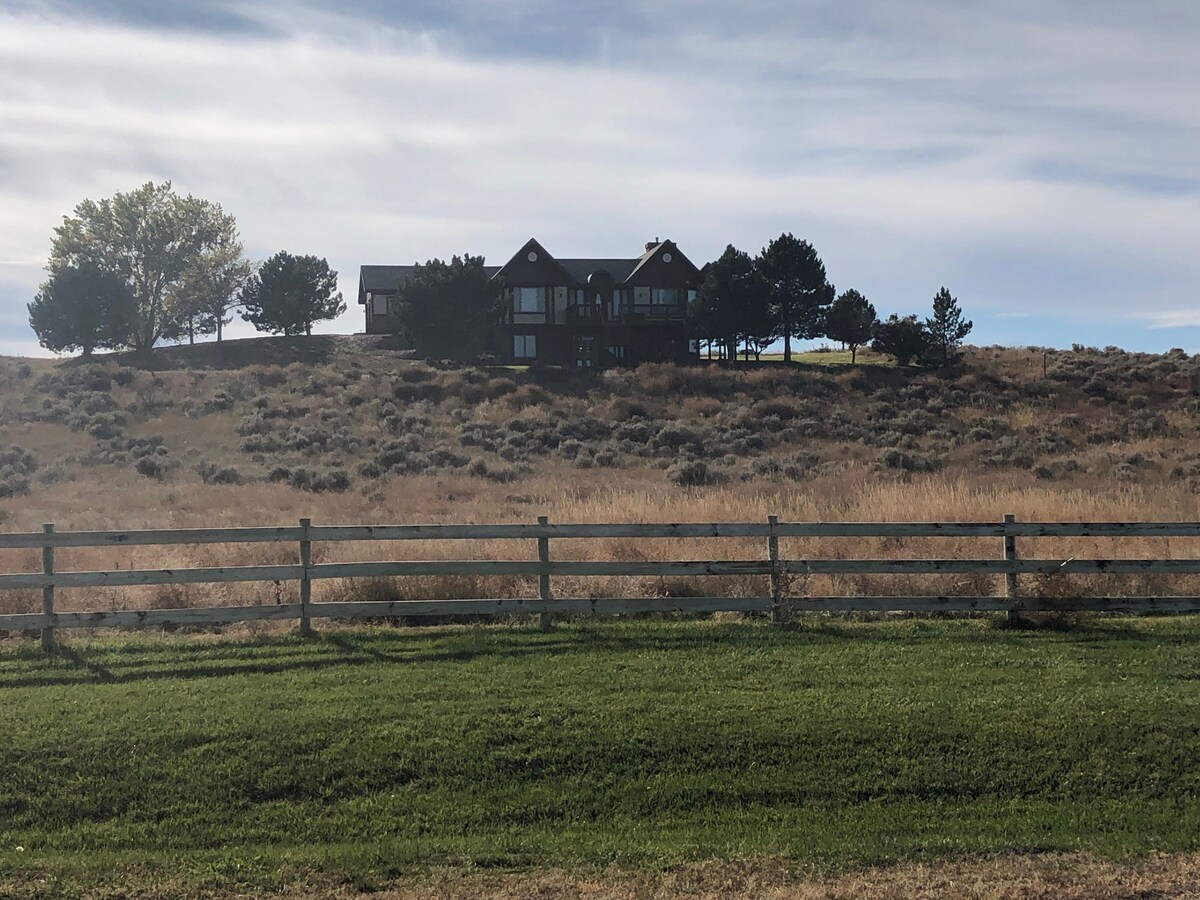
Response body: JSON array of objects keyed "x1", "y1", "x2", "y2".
[
  {"x1": 2, "y1": 336, "x2": 1199, "y2": 615},
  {"x1": 2, "y1": 337, "x2": 1198, "y2": 504}
]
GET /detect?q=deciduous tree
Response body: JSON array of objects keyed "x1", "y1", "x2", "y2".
[
  {"x1": 174, "y1": 233, "x2": 253, "y2": 344},
  {"x1": 240, "y1": 252, "x2": 344, "y2": 337},
  {"x1": 872, "y1": 314, "x2": 929, "y2": 366},
  {"x1": 46, "y1": 181, "x2": 239, "y2": 351}
]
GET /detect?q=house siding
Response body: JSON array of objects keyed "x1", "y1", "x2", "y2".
[{"x1": 360, "y1": 238, "x2": 701, "y2": 367}]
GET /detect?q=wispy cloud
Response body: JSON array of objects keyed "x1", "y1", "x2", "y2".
[{"x1": 1, "y1": 0, "x2": 1199, "y2": 354}]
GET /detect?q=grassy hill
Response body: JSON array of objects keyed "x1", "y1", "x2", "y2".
[{"x1": 2, "y1": 618, "x2": 1200, "y2": 896}]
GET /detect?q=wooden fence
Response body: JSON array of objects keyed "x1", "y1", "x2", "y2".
[{"x1": 2, "y1": 517, "x2": 1200, "y2": 649}]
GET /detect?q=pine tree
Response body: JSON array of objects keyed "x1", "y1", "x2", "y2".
[
  {"x1": 392, "y1": 255, "x2": 504, "y2": 361},
  {"x1": 823, "y1": 289, "x2": 877, "y2": 363},
  {"x1": 28, "y1": 263, "x2": 136, "y2": 356},
  {"x1": 240, "y1": 252, "x2": 344, "y2": 337},
  {"x1": 757, "y1": 234, "x2": 834, "y2": 363},
  {"x1": 925, "y1": 287, "x2": 972, "y2": 366}
]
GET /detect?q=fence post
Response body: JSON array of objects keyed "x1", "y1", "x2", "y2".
[
  {"x1": 299, "y1": 517, "x2": 312, "y2": 636},
  {"x1": 41, "y1": 523, "x2": 55, "y2": 652},
  {"x1": 1003, "y1": 514, "x2": 1019, "y2": 624},
  {"x1": 768, "y1": 515, "x2": 783, "y2": 625},
  {"x1": 537, "y1": 515, "x2": 552, "y2": 630}
]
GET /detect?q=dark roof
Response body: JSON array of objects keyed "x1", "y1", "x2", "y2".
[
  {"x1": 556, "y1": 258, "x2": 639, "y2": 284},
  {"x1": 359, "y1": 265, "x2": 415, "y2": 295}
]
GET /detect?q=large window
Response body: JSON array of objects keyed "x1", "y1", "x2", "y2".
[
  {"x1": 513, "y1": 335, "x2": 537, "y2": 359},
  {"x1": 371, "y1": 293, "x2": 389, "y2": 316},
  {"x1": 513, "y1": 287, "x2": 546, "y2": 313},
  {"x1": 651, "y1": 288, "x2": 679, "y2": 306}
]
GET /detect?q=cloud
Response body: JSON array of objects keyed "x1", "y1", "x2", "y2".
[
  {"x1": 1138, "y1": 311, "x2": 1200, "y2": 330},
  {"x1": 0, "y1": 1, "x2": 1198, "y2": 351}
]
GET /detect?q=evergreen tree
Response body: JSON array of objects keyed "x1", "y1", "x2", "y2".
[
  {"x1": 925, "y1": 286, "x2": 972, "y2": 366},
  {"x1": 757, "y1": 233, "x2": 834, "y2": 363},
  {"x1": 392, "y1": 255, "x2": 504, "y2": 361},
  {"x1": 693, "y1": 245, "x2": 769, "y2": 365},
  {"x1": 27, "y1": 263, "x2": 136, "y2": 356},
  {"x1": 240, "y1": 252, "x2": 344, "y2": 336},
  {"x1": 823, "y1": 289, "x2": 877, "y2": 363}
]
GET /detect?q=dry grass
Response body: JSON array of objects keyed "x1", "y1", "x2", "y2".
[
  {"x1": 342, "y1": 854, "x2": 1200, "y2": 899},
  {"x1": 0, "y1": 468, "x2": 1196, "y2": 615},
  {"x1": 5, "y1": 853, "x2": 1198, "y2": 898},
  {"x1": 3, "y1": 339, "x2": 1200, "y2": 616}
]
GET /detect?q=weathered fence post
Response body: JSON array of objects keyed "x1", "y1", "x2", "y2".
[
  {"x1": 768, "y1": 515, "x2": 783, "y2": 624},
  {"x1": 41, "y1": 523, "x2": 55, "y2": 652},
  {"x1": 299, "y1": 517, "x2": 312, "y2": 636},
  {"x1": 537, "y1": 515, "x2": 552, "y2": 630},
  {"x1": 1003, "y1": 513, "x2": 1019, "y2": 624}
]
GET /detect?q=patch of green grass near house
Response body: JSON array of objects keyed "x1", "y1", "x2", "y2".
[
  {"x1": 757, "y1": 349, "x2": 895, "y2": 366},
  {"x1": 1, "y1": 618, "x2": 1199, "y2": 892}
]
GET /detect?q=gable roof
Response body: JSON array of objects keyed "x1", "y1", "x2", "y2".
[
  {"x1": 359, "y1": 239, "x2": 695, "y2": 303},
  {"x1": 489, "y1": 237, "x2": 577, "y2": 286}
]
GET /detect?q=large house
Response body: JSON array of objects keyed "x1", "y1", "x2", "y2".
[{"x1": 357, "y1": 238, "x2": 702, "y2": 367}]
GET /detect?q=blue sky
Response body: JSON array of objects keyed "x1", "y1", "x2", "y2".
[{"x1": 1, "y1": 0, "x2": 1198, "y2": 355}]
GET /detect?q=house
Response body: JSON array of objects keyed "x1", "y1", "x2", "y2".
[{"x1": 357, "y1": 238, "x2": 702, "y2": 367}]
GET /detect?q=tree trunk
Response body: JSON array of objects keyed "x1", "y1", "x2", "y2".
[
  {"x1": 850, "y1": 344, "x2": 857, "y2": 364},
  {"x1": 216, "y1": 317, "x2": 223, "y2": 343},
  {"x1": 783, "y1": 330, "x2": 791, "y2": 364},
  {"x1": 188, "y1": 317, "x2": 195, "y2": 346},
  {"x1": 305, "y1": 323, "x2": 312, "y2": 336}
]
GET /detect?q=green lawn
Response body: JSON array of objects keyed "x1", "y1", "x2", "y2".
[{"x1": 1, "y1": 618, "x2": 1199, "y2": 893}]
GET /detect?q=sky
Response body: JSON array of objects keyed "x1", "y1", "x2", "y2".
[{"x1": 1, "y1": 0, "x2": 1198, "y2": 356}]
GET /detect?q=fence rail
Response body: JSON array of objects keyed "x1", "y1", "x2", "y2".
[{"x1": 2, "y1": 516, "x2": 1199, "y2": 648}]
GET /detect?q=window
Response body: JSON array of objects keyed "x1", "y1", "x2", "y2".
[
  {"x1": 370, "y1": 293, "x2": 389, "y2": 316},
  {"x1": 687, "y1": 289, "x2": 697, "y2": 304},
  {"x1": 514, "y1": 287, "x2": 545, "y2": 313},
  {"x1": 651, "y1": 288, "x2": 679, "y2": 306},
  {"x1": 688, "y1": 339, "x2": 700, "y2": 354},
  {"x1": 607, "y1": 345, "x2": 626, "y2": 359},
  {"x1": 513, "y1": 335, "x2": 537, "y2": 359}
]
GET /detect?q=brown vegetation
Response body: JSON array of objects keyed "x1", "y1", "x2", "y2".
[
  {"x1": 4, "y1": 853, "x2": 1198, "y2": 899},
  {"x1": 1, "y1": 338, "x2": 1199, "y2": 616}
]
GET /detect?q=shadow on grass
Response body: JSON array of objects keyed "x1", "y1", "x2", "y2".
[{"x1": 0, "y1": 616, "x2": 1194, "y2": 689}]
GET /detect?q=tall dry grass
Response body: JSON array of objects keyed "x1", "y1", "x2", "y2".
[{"x1": 1, "y1": 465, "x2": 1198, "y2": 615}]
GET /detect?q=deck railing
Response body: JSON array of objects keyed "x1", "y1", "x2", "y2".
[{"x1": 2, "y1": 517, "x2": 1199, "y2": 649}]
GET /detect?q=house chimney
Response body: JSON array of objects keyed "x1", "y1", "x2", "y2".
[{"x1": 645, "y1": 237, "x2": 660, "y2": 251}]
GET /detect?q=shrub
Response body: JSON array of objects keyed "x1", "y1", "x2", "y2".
[
  {"x1": 877, "y1": 448, "x2": 941, "y2": 473},
  {"x1": 135, "y1": 456, "x2": 169, "y2": 479},
  {"x1": 195, "y1": 462, "x2": 242, "y2": 485},
  {"x1": 667, "y1": 459, "x2": 722, "y2": 488}
]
